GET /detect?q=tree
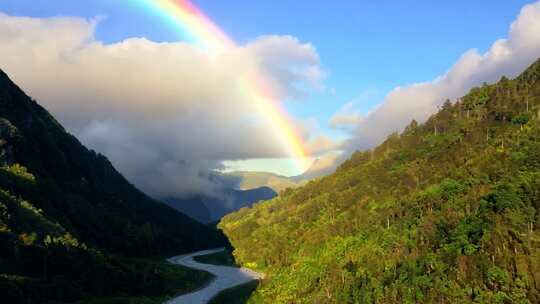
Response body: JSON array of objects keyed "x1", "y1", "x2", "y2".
[{"x1": 512, "y1": 113, "x2": 530, "y2": 131}]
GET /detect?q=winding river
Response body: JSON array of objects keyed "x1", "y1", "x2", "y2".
[{"x1": 165, "y1": 248, "x2": 263, "y2": 304}]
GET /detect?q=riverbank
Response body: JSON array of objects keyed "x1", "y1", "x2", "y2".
[{"x1": 165, "y1": 248, "x2": 263, "y2": 304}]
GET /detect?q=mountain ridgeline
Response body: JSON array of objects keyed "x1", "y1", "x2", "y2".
[
  {"x1": 0, "y1": 69, "x2": 225, "y2": 303},
  {"x1": 220, "y1": 59, "x2": 540, "y2": 303},
  {"x1": 163, "y1": 186, "x2": 277, "y2": 223},
  {"x1": 225, "y1": 171, "x2": 303, "y2": 193}
]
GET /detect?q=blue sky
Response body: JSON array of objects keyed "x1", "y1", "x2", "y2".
[
  {"x1": 0, "y1": 0, "x2": 531, "y2": 134},
  {"x1": 0, "y1": 0, "x2": 537, "y2": 179}
]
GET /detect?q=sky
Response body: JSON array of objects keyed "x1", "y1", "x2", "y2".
[
  {"x1": 0, "y1": 1, "x2": 531, "y2": 116},
  {"x1": 0, "y1": 0, "x2": 539, "y2": 198}
]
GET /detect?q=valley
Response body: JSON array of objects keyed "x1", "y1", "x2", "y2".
[{"x1": 1, "y1": 1, "x2": 540, "y2": 304}]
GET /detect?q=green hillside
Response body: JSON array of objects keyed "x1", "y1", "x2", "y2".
[
  {"x1": 220, "y1": 59, "x2": 540, "y2": 303},
  {"x1": 0, "y1": 69, "x2": 225, "y2": 303}
]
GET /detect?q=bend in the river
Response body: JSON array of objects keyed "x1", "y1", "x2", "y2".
[{"x1": 165, "y1": 248, "x2": 263, "y2": 304}]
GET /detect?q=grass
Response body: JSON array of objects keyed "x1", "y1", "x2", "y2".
[
  {"x1": 193, "y1": 249, "x2": 237, "y2": 267},
  {"x1": 208, "y1": 280, "x2": 260, "y2": 304},
  {"x1": 76, "y1": 258, "x2": 214, "y2": 304}
]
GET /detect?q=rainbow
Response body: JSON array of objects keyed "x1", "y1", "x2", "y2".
[{"x1": 135, "y1": 0, "x2": 311, "y2": 174}]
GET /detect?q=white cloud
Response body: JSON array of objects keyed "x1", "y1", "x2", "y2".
[
  {"x1": 0, "y1": 13, "x2": 324, "y2": 197},
  {"x1": 292, "y1": 117, "x2": 342, "y2": 156},
  {"x1": 337, "y1": 0, "x2": 540, "y2": 152},
  {"x1": 306, "y1": 135, "x2": 340, "y2": 156},
  {"x1": 244, "y1": 35, "x2": 325, "y2": 99},
  {"x1": 297, "y1": 152, "x2": 343, "y2": 180},
  {"x1": 329, "y1": 89, "x2": 380, "y2": 129},
  {"x1": 329, "y1": 102, "x2": 365, "y2": 129}
]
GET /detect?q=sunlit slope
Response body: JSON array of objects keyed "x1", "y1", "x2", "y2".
[{"x1": 220, "y1": 59, "x2": 540, "y2": 303}]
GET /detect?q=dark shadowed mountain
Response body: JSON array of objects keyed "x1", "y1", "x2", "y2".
[
  {"x1": 163, "y1": 196, "x2": 213, "y2": 223},
  {"x1": 163, "y1": 186, "x2": 277, "y2": 223},
  {"x1": 0, "y1": 69, "x2": 225, "y2": 303}
]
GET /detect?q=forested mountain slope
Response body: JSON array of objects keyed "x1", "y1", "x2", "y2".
[
  {"x1": 0, "y1": 69, "x2": 225, "y2": 303},
  {"x1": 220, "y1": 59, "x2": 540, "y2": 303}
]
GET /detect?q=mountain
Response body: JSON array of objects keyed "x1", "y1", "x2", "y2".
[
  {"x1": 0, "y1": 69, "x2": 225, "y2": 303},
  {"x1": 225, "y1": 154, "x2": 341, "y2": 193},
  {"x1": 220, "y1": 58, "x2": 540, "y2": 303},
  {"x1": 163, "y1": 186, "x2": 277, "y2": 223},
  {"x1": 226, "y1": 171, "x2": 300, "y2": 192},
  {"x1": 231, "y1": 186, "x2": 277, "y2": 209},
  {"x1": 164, "y1": 196, "x2": 214, "y2": 223}
]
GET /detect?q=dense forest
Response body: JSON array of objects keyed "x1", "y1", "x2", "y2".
[
  {"x1": 220, "y1": 58, "x2": 540, "y2": 303},
  {"x1": 0, "y1": 69, "x2": 226, "y2": 303}
]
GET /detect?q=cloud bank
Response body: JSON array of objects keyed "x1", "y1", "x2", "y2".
[
  {"x1": 0, "y1": 13, "x2": 323, "y2": 197},
  {"x1": 335, "y1": 0, "x2": 540, "y2": 152}
]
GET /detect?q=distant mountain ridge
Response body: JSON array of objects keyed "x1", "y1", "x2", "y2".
[
  {"x1": 224, "y1": 153, "x2": 342, "y2": 193},
  {"x1": 163, "y1": 186, "x2": 277, "y2": 223},
  {"x1": 226, "y1": 171, "x2": 300, "y2": 192}
]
